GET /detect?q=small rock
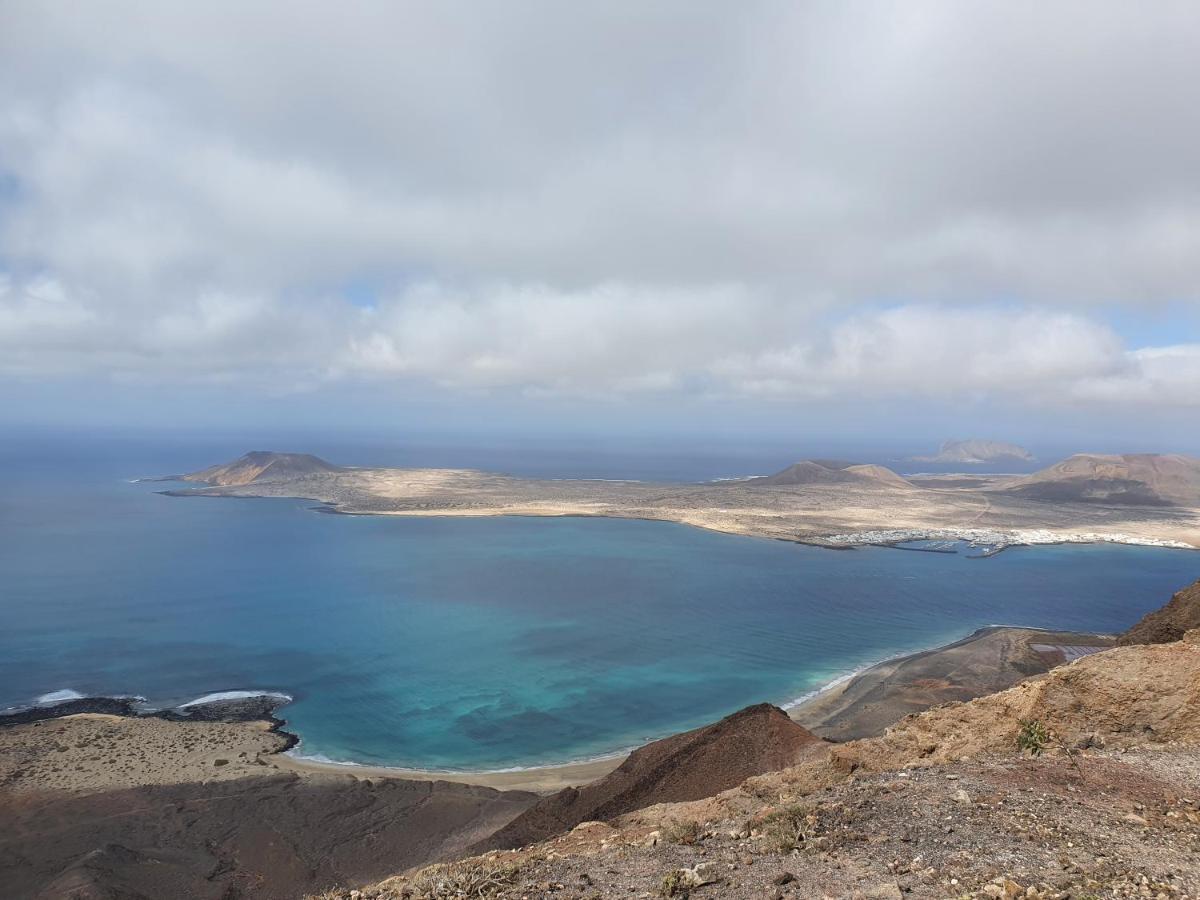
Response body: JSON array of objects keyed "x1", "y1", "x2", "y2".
[
  {"x1": 953, "y1": 788, "x2": 972, "y2": 806},
  {"x1": 857, "y1": 884, "x2": 903, "y2": 900},
  {"x1": 1123, "y1": 813, "x2": 1149, "y2": 827},
  {"x1": 673, "y1": 862, "x2": 720, "y2": 889},
  {"x1": 773, "y1": 872, "x2": 796, "y2": 886}
]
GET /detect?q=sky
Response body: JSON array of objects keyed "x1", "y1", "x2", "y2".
[{"x1": 1, "y1": 2, "x2": 1199, "y2": 452}]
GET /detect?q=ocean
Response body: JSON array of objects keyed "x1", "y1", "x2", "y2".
[{"x1": 1, "y1": 434, "x2": 1196, "y2": 770}]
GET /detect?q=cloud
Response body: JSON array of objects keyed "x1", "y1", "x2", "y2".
[{"x1": 0, "y1": 2, "x2": 1198, "y2": 418}]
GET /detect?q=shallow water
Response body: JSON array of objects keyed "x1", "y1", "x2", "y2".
[{"x1": 1, "y1": 437, "x2": 1196, "y2": 770}]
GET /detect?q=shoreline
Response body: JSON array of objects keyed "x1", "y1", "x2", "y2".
[
  {"x1": 2, "y1": 623, "x2": 1112, "y2": 792},
  {"x1": 274, "y1": 748, "x2": 626, "y2": 793},
  {"x1": 788, "y1": 624, "x2": 1116, "y2": 740}
]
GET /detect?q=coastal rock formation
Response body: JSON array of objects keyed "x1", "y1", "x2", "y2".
[
  {"x1": 1118, "y1": 578, "x2": 1200, "y2": 646},
  {"x1": 1000, "y1": 453, "x2": 1200, "y2": 506},
  {"x1": 747, "y1": 460, "x2": 910, "y2": 488},
  {"x1": 475, "y1": 704, "x2": 822, "y2": 852},
  {"x1": 912, "y1": 439, "x2": 1034, "y2": 465},
  {"x1": 791, "y1": 627, "x2": 1113, "y2": 741},
  {"x1": 183, "y1": 450, "x2": 343, "y2": 486}
]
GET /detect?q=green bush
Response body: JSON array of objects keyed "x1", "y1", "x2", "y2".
[{"x1": 1017, "y1": 718, "x2": 1051, "y2": 756}]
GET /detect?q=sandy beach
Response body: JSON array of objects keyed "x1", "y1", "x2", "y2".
[{"x1": 274, "y1": 748, "x2": 624, "y2": 792}]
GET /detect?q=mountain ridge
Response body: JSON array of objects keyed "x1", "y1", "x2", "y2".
[
  {"x1": 999, "y1": 452, "x2": 1200, "y2": 506},
  {"x1": 183, "y1": 451, "x2": 343, "y2": 486}
]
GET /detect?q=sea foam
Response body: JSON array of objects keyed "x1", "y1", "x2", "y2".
[
  {"x1": 178, "y1": 690, "x2": 293, "y2": 708},
  {"x1": 35, "y1": 689, "x2": 86, "y2": 704}
]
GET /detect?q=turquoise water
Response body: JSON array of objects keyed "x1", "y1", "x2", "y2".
[{"x1": 1, "y1": 438, "x2": 1197, "y2": 770}]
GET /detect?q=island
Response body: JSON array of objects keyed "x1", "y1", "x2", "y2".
[{"x1": 159, "y1": 450, "x2": 1200, "y2": 551}]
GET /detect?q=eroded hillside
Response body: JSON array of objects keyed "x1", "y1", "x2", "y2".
[{"x1": 329, "y1": 625, "x2": 1200, "y2": 899}]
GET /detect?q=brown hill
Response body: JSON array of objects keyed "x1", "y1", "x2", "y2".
[
  {"x1": 475, "y1": 704, "x2": 821, "y2": 852},
  {"x1": 183, "y1": 451, "x2": 343, "y2": 486},
  {"x1": 748, "y1": 460, "x2": 909, "y2": 488},
  {"x1": 1000, "y1": 453, "x2": 1200, "y2": 506},
  {"x1": 1118, "y1": 579, "x2": 1200, "y2": 646}
]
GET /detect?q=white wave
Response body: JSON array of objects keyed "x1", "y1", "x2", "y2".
[
  {"x1": 36, "y1": 689, "x2": 85, "y2": 704},
  {"x1": 178, "y1": 690, "x2": 293, "y2": 708},
  {"x1": 782, "y1": 666, "x2": 872, "y2": 710}
]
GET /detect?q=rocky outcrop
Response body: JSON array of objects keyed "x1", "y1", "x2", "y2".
[
  {"x1": 1118, "y1": 579, "x2": 1200, "y2": 646},
  {"x1": 475, "y1": 704, "x2": 822, "y2": 852}
]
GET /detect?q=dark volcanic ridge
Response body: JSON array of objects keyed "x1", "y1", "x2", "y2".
[
  {"x1": 475, "y1": 703, "x2": 823, "y2": 853},
  {"x1": 1119, "y1": 578, "x2": 1200, "y2": 646}
]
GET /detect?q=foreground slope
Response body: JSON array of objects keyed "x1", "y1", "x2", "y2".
[
  {"x1": 351, "y1": 626, "x2": 1200, "y2": 899},
  {"x1": 0, "y1": 716, "x2": 536, "y2": 900},
  {"x1": 1119, "y1": 578, "x2": 1200, "y2": 646}
]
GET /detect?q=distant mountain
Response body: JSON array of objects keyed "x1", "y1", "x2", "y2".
[
  {"x1": 747, "y1": 459, "x2": 910, "y2": 488},
  {"x1": 183, "y1": 451, "x2": 343, "y2": 486},
  {"x1": 912, "y1": 439, "x2": 1034, "y2": 465},
  {"x1": 474, "y1": 704, "x2": 821, "y2": 853},
  {"x1": 1001, "y1": 453, "x2": 1200, "y2": 507}
]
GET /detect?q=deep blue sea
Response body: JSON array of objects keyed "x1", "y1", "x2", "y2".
[{"x1": 1, "y1": 434, "x2": 1197, "y2": 770}]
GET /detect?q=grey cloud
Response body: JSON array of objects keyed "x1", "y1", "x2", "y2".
[{"x1": 1, "y1": 1, "x2": 1198, "y2": 415}]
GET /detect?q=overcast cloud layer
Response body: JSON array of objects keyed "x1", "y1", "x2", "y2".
[{"x1": 2, "y1": 2, "x2": 1199, "y2": 433}]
